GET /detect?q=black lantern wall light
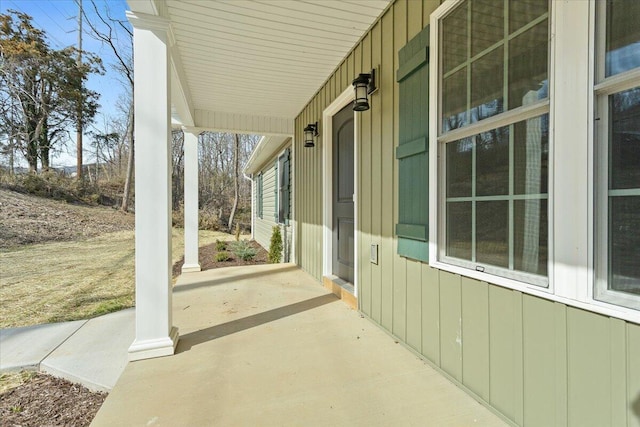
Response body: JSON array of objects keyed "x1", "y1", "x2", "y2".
[
  {"x1": 352, "y1": 68, "x2": 377, "y2": 111},
  {"x1": 303, "y1": 122, "x2": 318, "y2": 148}
]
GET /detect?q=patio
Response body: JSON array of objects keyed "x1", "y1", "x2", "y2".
[{"x1": 92, "y1": 264, "x2": 506, "y2": 426}]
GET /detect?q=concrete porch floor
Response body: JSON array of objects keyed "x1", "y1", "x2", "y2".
[{"x1": 92, "y1": 264, "x2": 507, "y2": 426}]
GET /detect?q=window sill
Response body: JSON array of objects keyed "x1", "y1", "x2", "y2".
[{"x1": 429, "y1": 259, "x2": 640, "y2": 325}]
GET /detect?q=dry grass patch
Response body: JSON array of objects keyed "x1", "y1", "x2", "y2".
[
  {"x1": 0, "y1": 229, "x2": 228, "y2": 328},
  {"x1": 0, "y1": 372, "x2": 36, "y2": 395}
]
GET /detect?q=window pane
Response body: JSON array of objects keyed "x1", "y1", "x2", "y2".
[
  {"x1": 605, "y1": 0, "x2": 640, "y2": 77},
  {"x1": 476, "y1": 201, "x2": 509, "y2": 268},
  {"x1": 447, "y1": 138, "x2": 473, "y2": 197},
  {"x1": 514, "y1": 199, "x2": 548, "y2": 276},
  {"x1": 471, "y1": 48, "x2": 504, "y2": 122},
  {"x1": 514, "y1": 113, "x2": 549, "y2": 194},
  {"x1": 609, "y1": 196, "x2": 640, "y2": 296},
  {"x1": 443, "y1": 0, "x2": 468, "y2": 74},
  {"x1": 509, "y1": 0, "x2": 547, "y2": 34},
  {"x1": 471, "y1": 0, "x2": 504, "y2": 56},
  {"x1": 610, "y1": 87, "x2": 640, "y2": 190},
  {"x1": 443, "y1": 68, "x2": 468, "y2": 132},
  {"x1": 447, "y1": 201, "x2": 472, "y2": 260},
  {"x1": 509, "y1": 20, "x2": 549, "y2": 109},
  {"x1": 476, "y1": 126, "x2": 509, "y2": 196}
]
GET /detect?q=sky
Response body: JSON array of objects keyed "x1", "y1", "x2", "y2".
[{"x1": 1, "y1": 0, "x2": 131, "y2": 167}]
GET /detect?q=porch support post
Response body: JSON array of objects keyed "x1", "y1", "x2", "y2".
[
  {"x1": 182, "y1": 127, "x2": 201, "y2": 273},
  {"x1": 126, "y1": 11, "x2": 178, "y2": 361}
]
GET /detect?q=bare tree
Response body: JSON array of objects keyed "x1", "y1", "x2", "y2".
[
  {"x1": 82, "y1": 1, "x2": 133, "y2": 211},
  {"x1": 171, "y1": 130, "x2": 184, "y2": 210}
]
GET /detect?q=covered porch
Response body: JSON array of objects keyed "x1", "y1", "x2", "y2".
[
  {"x1": 92, "y1": 264, "x2": 506, "y2": 426},
  {"x1": 124, "y1": 0, "x2": 394, "y2": 361}
]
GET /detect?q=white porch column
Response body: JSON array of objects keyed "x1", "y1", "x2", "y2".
[
  {"x1": 182, "y1": 128, "x2": 201, "y2": 273},
  {"x1": 126, "y1": 11, "x2": 178, "y2": 361}
]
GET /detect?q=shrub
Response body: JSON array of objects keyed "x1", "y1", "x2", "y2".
[
  {"x1": 268, "y1": 226, "x2": 283, "y2": 264},
  {"x1": 215, "y1": 239, "x2": 227, "y2": 251},
  {"x1": 198, "y1": 208, "x2": 221, "y2": 231},
  {"x1": 172, "y1": 203, "x2": 184, "y2": 228},
  {"x1": 230, "y1": 240, "x2": 257, "y2": 261},
  {"x1": 215, "y1": 251, "x2": 232, "y2": 262}
]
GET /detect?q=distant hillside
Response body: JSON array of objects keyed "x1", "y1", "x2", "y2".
[{"x1": 0, "y1": 188, "x2": 134, "y2": 249}]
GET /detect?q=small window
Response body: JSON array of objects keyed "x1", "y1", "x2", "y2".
[
  {"x1": 594, "y1": 0, "x2": 640, "y2": 310},
  {"x1": 436, "y1": 0, "x2": 550, "y2": 285}
]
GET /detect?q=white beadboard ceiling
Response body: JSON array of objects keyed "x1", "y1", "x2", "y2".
[{"x1": 127, "y1": 0, "x2": 392, "y2": 134}]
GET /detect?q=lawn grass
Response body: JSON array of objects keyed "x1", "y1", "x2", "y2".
[{"x1": 0, "y1": 229, "x2": 231, "y2": 328}]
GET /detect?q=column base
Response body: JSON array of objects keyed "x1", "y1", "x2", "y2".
[
  {"x1": 181, "y1": 263, "x2": 201, "y2": 273},
  {"x1": 128, "y1": 326, "x2": 179, "y2": 362}
]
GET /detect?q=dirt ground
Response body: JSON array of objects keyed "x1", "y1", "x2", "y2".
[{"x1": 0, "y1": 188, "x2": 134, "y2": 249}]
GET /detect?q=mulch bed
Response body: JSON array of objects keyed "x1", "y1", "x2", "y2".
[
  {"x1": 172, "y1": 239, "x2": 268, "y2": 278},
  {"x1": 0, "y1": 373, "x2": 107, "y2": 427}
]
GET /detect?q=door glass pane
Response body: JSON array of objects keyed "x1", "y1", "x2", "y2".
[
  {"x1": 476, "y1": 125, "x2": 509, "y2": 196},
  {"x1": 443, "y1": 0, "x2": 468, "y2": 74},
  {"x1": 476, "y1": 201, "x2": 509, "y2": 268},
  {"x1": 471, "y1": 0, "x2": 504, "y2": 56},
  {"x1": 609, "y1": 87, "x2": 640, "y2": 190},
  {"x1": 447, "y1": 201, "x2": 472, "y2": 260},
  {"x1": 447, "y1": 138, "x2": 473, "y2": 198},
  {"x1": 509, "y1": 20, "x2": 549, "y2": 109},
  {"x1": 471, "y1": 48, "x2": 504, "y2": 122},
  {"x1": 609, "y1": 196, "x2": 640, "y2": 296},
  {"x1": 509, "y1": 0, "x2": 547, "y2": 34},
  {"x1": 514, "y1": 199, "x2": 548, "y2": 276},
  {"x1": 514, "y1": 114, "x2": 549, "y2": 195},
  {"x1": 443, "y1": 68, "x2": 468, "y2": 132},
  {"x1": 605, "y1": 0, "x2": 640, "y2": 77}
]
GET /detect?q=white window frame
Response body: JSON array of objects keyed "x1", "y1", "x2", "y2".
[
  {"x1": 430, "y1": 0, "x2": 551, "y2": 288},
  {"x1": 429, "y1": 0, "x2": 640, "y2": 324},
  {"x1": 593, "y1": 0, "x2": 640, "y2": 310}
]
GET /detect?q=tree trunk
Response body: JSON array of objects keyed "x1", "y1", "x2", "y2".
[
  {"x1": 39, "y1": 121, "x2": 50, "y2": 172},
  {"x1": 121, "y1": 106, "x2": 134, "y2": 212},
  {"x1": 227, "y1": 133, "x2": 240, "y2": 232},
  {"x1": 26, "y1": 116, "x2": 39, "y2": 173}
]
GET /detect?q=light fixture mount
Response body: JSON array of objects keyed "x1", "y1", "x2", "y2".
[
  {"x1": 304, "y1": 122, "x2": 319, "y2": 148},
  {"x1": 352, "y1": 68, "x2": 377, "y2": 112}
]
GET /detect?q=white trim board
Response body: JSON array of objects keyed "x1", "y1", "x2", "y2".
[{"x1": 322, "y1": 87, "x2": 359, "y2": 298}]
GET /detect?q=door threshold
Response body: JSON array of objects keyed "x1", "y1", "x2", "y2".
[{"x1": 322, "y1": 275, "x2": 357, "y2": 309}]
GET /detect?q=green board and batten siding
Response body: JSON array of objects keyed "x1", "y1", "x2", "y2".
[
  {"x1": 254, "y1": 164, "x2": 277, "y2": 250},
  {"x1": 293, "y1": 0, "x2": 640, "y2": 425}
]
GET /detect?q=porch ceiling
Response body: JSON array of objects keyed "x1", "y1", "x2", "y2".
[{"x1": 127, "y1": 0, "x2": 392, "y2": 134}]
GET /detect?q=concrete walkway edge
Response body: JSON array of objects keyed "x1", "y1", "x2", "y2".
[{"x1": 0, "y1": 308, "x2": 134, "y2": 392}]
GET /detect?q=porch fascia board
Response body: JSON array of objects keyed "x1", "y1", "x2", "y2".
[
  {"x1": 193, "y1": 109, "x2": 294, "y2": 136},
  {"x1": 244, "y1": 135, "x2": 291, "y2": 175},
  {"x1": 169, "y1": 44, "x2": 195, "y2": 127}
]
